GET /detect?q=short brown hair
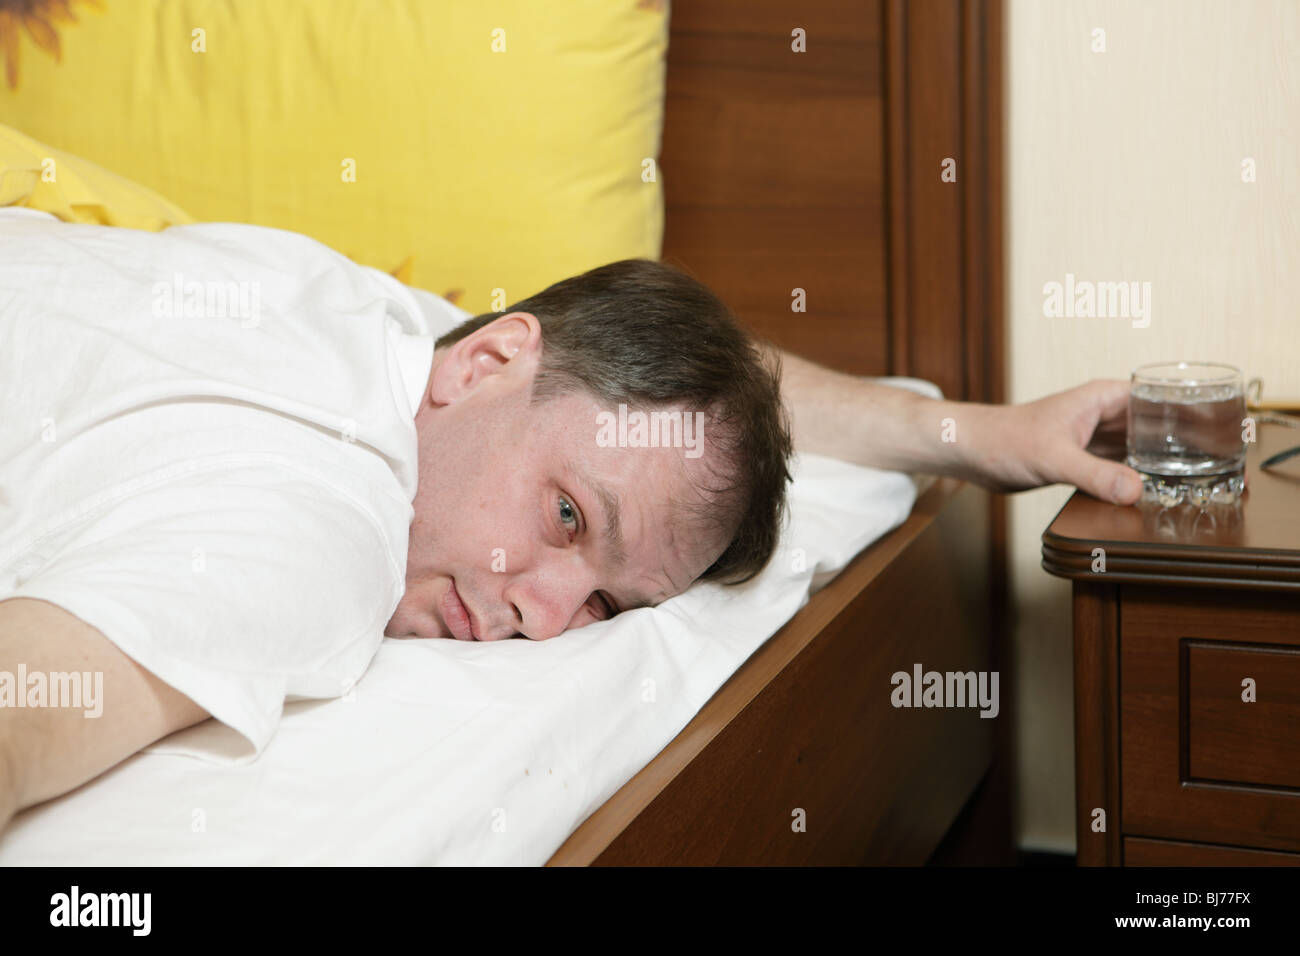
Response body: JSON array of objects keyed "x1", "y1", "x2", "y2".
[{"x1": 434, "y1": 258, "x2": 792, "y2": 585}]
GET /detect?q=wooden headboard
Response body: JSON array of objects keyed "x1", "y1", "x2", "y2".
[
  {"x1": 548, "y1": 0, "x2": 1010, "y2": 865},
  {"x1": 660, "y1": 0, "x2": 1003, "y2": 404}
]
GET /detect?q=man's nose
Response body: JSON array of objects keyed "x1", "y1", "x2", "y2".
[{"x1": 501, "y1": 559, "x2": 598, "y2": 641}]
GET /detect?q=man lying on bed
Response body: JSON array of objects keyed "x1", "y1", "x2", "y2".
[{"x1": 0, "y1": 211, "x2": 1144, "y2": 834}]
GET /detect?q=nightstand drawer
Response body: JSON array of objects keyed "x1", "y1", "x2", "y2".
[
  {"x1": 1121, "y1": 586, "x2": 1300, "y2": 854},
  {"x1": 1187, "y1": 642, "x2": 1300, "y2": 789}
]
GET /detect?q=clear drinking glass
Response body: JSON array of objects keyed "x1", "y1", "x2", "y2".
[{"x1": 1126, "y1": 362, "x2": 1247, "y2": 507}]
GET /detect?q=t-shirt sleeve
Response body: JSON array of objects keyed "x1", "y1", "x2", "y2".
[{"x1": 9, "y1": 461, "x2": 404, "y2": 764}]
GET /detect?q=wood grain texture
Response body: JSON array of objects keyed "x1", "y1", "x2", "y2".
[
  {"x1": 896, "y1": 1, "x2": 964, "y2": 393},
  {"x1": 1187, "y1": 642, "x2": 1300, "y2": 790},
  {"x1": 1121, "y1": 586, "x2": 1300, "y2": 853},
  {"x1": 1042, "y1": 423, "x2": 1300, "y2": 590},
  {"x1": 1124, "y1": 836, "x2": 1300, "y2": 866},
  {"x1": 884, "y1": 0, "x2": 1003, "y2": 402},
  {"x1": 661, "y1": 0, "x2": 1003, "y2": 394},
  {"x1": 1071, "y1": 579, "x2": 1122, "y2": 866},
  {"x1": 661, "y1": 0, "x2": 889, "y2": 375},
  {"x1": 1048, "y1": 488, "x2": 1300, "y2": 866}
]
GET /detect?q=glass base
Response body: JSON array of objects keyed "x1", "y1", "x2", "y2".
[{"x1": 1138, "y1": 471, "x2": 1245, "y2": 508}]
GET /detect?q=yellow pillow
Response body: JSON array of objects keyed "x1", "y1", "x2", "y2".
[
  {"x1": 0, "y1": 123, "x2": 443, "y2": 290},
  {"x1": 0, "y1": 1, "x2": 668, "y2": 311},
  {"x1": 0, "y1": 123, "x2": 193, "y2": 230}
]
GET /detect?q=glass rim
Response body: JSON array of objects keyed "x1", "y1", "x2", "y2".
[{"x1": 1131, "y1": 361, "x2": 1242, "y2": 386}]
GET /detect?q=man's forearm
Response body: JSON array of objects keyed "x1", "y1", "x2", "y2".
[
  {"x1": 770, "y1": 346, "x2": 996, "y2": 483},
  {"x1": 768, "y1": 345, "x2": 1145, "y2": 505},
  {"x1": 0, "y1": 598, "x2": 211, "y2": 837}
]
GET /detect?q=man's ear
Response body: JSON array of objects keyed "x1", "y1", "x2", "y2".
[{"x1": 428, "y1": 312, "x2": 542, "y2": 405}]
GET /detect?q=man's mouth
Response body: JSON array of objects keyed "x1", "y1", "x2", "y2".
[{"x1": 440, "y1": 579, "x2": 479, "y2": 641}]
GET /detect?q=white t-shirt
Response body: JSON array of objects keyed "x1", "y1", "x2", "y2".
[{"x1": 0, "y1": 208, "x2": 470, "y2": 762}]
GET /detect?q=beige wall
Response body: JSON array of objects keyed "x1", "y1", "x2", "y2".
[{"x1": 1007, "y1": 0, "x2": 1300, "y2": 852}]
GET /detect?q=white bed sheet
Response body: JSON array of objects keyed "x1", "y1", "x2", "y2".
[{"x1": 0, "y1": 379, "x2": 939, "y2": 865}]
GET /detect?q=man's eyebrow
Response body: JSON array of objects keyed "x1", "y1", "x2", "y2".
[{"x1": 569, "y1": 465, "x2": 627, "y2": 569}]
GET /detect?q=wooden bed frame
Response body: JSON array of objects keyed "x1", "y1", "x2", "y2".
[{"x1": 548, "y1": 0, "x2": 1009, "y2": 865}]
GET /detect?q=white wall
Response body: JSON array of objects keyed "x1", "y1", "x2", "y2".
[{"x1": 1007, "y1": 0, "x2": 1300, "y2": 852}]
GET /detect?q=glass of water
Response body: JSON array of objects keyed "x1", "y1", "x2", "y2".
[{"x1": 1126, "y1": 362, "x2": 1247, "y2": 507}]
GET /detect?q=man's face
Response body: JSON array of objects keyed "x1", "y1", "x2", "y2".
[{"x1": 384, "y1": 312, "x2": 729, "y2": 642}]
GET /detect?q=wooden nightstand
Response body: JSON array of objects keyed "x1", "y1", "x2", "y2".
[{"x1": 1042, "y1": 420, "x2": 1300, "y2": 866}]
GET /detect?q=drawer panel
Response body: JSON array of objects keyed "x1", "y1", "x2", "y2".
[
  {"x1": 1188, "y1": 643, "x2": 1300, "y2": 789},
  {"x1": 1120, "y1": 586, "x2": 1300, "y2": 853},
  {"x1": 1125, "y1": 836, "x2": 1300, "y2": 866}
]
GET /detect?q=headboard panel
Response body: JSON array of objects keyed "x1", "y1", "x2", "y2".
[
  {"x1": 660, "y1": 0, "x2": 889, "y2": 376},
  {"x1": 660, "y1": 0, "x2": 1002, "y2": 405}
]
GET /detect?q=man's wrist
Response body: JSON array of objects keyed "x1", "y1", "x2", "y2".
[{"x1": 899, "y1": 392, "x2": 998, "y2": 484}]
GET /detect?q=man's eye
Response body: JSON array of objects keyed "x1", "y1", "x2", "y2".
[{"x1": 557, "y1": 496, "x2": 579, "y2": 537}]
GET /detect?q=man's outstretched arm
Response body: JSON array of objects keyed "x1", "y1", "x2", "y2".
[
  {"x1": 0, "y1": 598, "x2": 210, "y2": 835},
  {"x1": 769, "y1": 346, "x2": 1145, "y2": 506}
]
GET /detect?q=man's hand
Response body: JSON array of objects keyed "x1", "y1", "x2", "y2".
[{"x1": 962, "y1": 378, "x2": 1144, "y2": 504}]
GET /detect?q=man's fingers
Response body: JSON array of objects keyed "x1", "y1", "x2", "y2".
[
  {"x1": 1091, "y1": 378, "x2": 1132, "y2": 425},
  {"x1": 1085, "y1": 435, "x2": 1127, "y2": 461},
  {"x1": 1057, "y1": 444, "x2": 1143, "y2": 505}
]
